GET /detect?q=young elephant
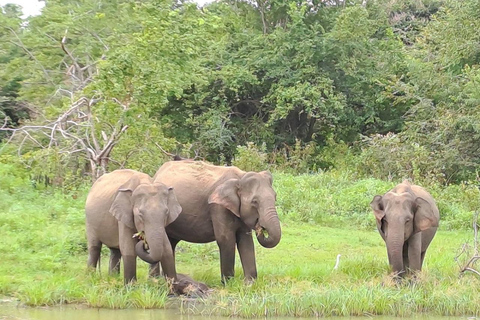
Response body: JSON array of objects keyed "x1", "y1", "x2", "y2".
[
  {"x1": 371, "y1": 180, "x2": 440, "y2": 277},
  {"x1": 85, "y1": 169, "x2": 181, "y2": 284}
]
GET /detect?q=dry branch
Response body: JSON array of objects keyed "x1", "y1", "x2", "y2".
[
  {"x1": 0, "y1": 95, "x2": 130, "y2": 181},
  {"x1": 455, "y1": 211, "x2": 480, "y2": 277}
]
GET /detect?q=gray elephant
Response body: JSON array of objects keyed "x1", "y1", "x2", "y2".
[
  {"x1": 142, "y1": 160, "x2": 281, "y2": 283},
  {"x1": 85, "y1": 169, "x2": 181, "y2": 284},
  {"x1": 370, "y1": 180, "x2": 440, "y2": 277}
]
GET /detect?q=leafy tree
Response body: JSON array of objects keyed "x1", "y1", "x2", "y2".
[{"x1": 0, "y1": 4, "x2": 29, "y2": 136}]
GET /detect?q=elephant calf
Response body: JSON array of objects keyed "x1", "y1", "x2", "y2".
[
  {"x1": 371, "y1": 180, "x2": 440, "y2": 277},
  {"x1": 85, "y1": 169, "x2": 181, "y2": 284}
]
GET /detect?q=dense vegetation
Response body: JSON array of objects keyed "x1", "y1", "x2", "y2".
[
  {"x1": 1, "y1": 0, "x2": 480, "y2": 316},
  {"x1": 1, "y1": 0, "x2": 480, "y2": 185},
  {"x1": 0, "y1": 163, "x2": 479, "y2": 316}
]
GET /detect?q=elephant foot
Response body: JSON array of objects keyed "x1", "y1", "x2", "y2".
[
  {"x1": 171, "y1": 274, "x2": 210, "y2": 297},
  {"x1": 244, "y1": 277, "x2": 256, "y2": 286},
  {"x1": 221, "y1": 275, "x2": 233, "y2": 286}
]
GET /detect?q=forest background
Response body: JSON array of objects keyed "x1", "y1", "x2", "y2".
[
  {"x1": 1, "y1": 0, "x2": 480, "y2": 315},
  {"x1": 1, "y1": 0, "x2": 480, "y2": 187}
]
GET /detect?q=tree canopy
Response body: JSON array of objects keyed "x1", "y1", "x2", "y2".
[{"x1": 1, "y1": 0, "x2": 479, "y2": 185}]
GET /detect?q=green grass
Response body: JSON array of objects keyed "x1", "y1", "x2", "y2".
[{"x1": 0, "y1": 163, "x2": 479, "y2": 316}]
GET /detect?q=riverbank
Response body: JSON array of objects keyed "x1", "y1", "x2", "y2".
[{"x1": 0, "y1": 168, "x2": 479, "y2": 317}]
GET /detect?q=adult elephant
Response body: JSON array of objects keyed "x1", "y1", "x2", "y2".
[
  {"x1": 370, "y1": 180, "x2": 440, "y2": 277},
  {"x1": 85, "y1": 169, "x2": 181, "y2": 284},
  {"x1": 144, "y1": 160, "x2": 281, "y2": 282}
]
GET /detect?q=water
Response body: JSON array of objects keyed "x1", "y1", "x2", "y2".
[{"x1": 0, "y1": 300, "x2": 474, "y2": 320}]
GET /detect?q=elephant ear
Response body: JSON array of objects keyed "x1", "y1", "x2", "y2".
[
  {"x1": 166, "y1": 187, "x2": 182, "y2": 226},
  {"x1": 109, "y1": 175, "x2": 142, "y2": 229},
  {"x1": 414, "y1": 197, "x2": 438, "y2": 233},
  {"x1": 208, "y1": 179, "x2": 240, "y2": 217},
  {"x1": 370, "y1": 195, "x2": 385, "y2": 222}
]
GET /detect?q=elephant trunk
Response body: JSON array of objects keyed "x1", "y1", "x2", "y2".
[
  {"x1": 256, "y1": 206, "x2": 281, "y2": 248},
  {"x1": 386, "y1": 229, "x2": 405, "y2": 275},
  {"x1": 135, "y1": 226, "x2": 168, "y2": 264}
]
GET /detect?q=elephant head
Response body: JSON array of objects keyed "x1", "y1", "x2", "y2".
[
  {"x1": 208, "y1": 171, "x2": 281, "y2": 248},
  {"x1": 109, "y1": 175, "x2": 182, "y2": 264},
  {"x1": 370, "y1": 182, "x2": 438, "y2": 274}
]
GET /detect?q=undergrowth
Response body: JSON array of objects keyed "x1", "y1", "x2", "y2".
[{"x1": 0, "y1": 163, "x2": 479, "y2": 316}]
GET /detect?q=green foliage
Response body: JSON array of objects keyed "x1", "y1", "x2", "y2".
[
  {"x1": 356, "y1": 133, "x2": 443, "y2": 184},
  {"x1": 272, "y1": 139, "x2": 320, "y2": 174},
  {"x1": 1, "y1": 167, "x2": 479, "y2": 315},
  {"x1": 0, "y1": 4, "x2": 28, "y2": 136},
  {"x1": 110, "y1": 122, "x2": 177, "y2": 176},
  {"x1": 1, "y1": 0, "x2": 480, "y2": 184},
  {"x1": 232, "y1": 142, "x2": 269, "y2": 172}
]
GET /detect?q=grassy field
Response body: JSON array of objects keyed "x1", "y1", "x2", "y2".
[{"x1": 0, "y1": 163, "x2": 479, "y2": 317}]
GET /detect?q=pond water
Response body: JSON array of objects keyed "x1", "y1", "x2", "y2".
[{"x1": 0, "y1": 301, "x2": 475, "y2": 320}]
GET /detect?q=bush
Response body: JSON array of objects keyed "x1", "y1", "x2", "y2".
[
  {"x1": 356, "y1": 133, "x2": 445, "y2": 185},
  {"x1": 272, "y1": 140, "x2": 321, "y2": 174},
  {"x1": 232, "y1": 142, "x2": 270, "y2": 172}
]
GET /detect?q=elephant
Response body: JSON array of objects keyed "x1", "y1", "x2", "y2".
[
  {"x1": 370, "y1": 180, "x2": 440, "y2": 277},
  {"x1": 85, "y1": 169, "x2": 181, "y2": 284},
  {"x1": 142, "y1": 160, "x2": 281, "y2": 282},
  {"x1": 175, "y1": 273, "x2": 210, "y2": 297}
]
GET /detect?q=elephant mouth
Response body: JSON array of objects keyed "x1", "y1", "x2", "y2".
[
  {"x1": 255, "y1": 225, "x2": 269, "y2": 238},
  {"x1": 133, "y1": 231, "x2": 149, "y2": 250}
]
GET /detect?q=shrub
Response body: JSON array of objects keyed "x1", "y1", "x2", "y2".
[
  {"x1": 232, "y1": 142, "x2": 270, "y2": 172},
  {"x1": 272, "y1": 140, "x2": 321, "y2": 174},
  {"x1": 356, "y1": 133, "x2": 445, "y2": 185}
]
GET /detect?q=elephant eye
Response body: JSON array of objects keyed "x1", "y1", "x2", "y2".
[{"x1": 251, "y1": 199, "x2": 258, "y2": 205}]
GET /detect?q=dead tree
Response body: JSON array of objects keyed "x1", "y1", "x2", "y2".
[
  {"x1": 0, "y1": 29, "x2": 130, "y2": 182},
  {"x1": 1, "y1": 96, "x2": 129, "y2": 181},
  {"x1": 455, "y1": 211, "x2": 480, "y2": 277}
]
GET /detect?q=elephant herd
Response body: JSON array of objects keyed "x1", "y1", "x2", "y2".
[{"x1": 85, "y1": 159, "x2": 440, "y2": 294}]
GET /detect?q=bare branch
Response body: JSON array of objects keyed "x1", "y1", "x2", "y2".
[
  {"x1": 0, "y1": 93, "x2": 130, "y2": 181},
  {"x1": 89, "y1": 31, "x2": 109, "y2": 51},
  {"x1": 1, "y1": 117, "x2": 8, "y2": 129},
  {"x1": 112, "y1": 98, "x2": 129, "y2": 110},
  {"x1": 61, "y1": 29, "x2": 81, "y2": 71},
  {"x1": 7, "y1": 28, "x2": 54, "y2": 85},
  {"x1": 154, "y1": 142, "x2": 176, "y2": 158},
  {"x1": 456, "y1": 212, "x2": 480, "y2": 277}
]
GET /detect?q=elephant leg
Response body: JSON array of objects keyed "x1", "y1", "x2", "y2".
[
  {"x1": 236, "y1": 229, "x2": 257, "y2": 282},
  {"x1": 109, "y1": 248, "x2": 122, "y2": 274},
  {"x1": 217, "y1": 239, "x2": 235, "y2": 283},
  {"x1": 122, "y1": 255, "x2": 137, "y2": 284},
  {"x1": 87, "y1": 239, "x2": 102, "y2": 270},
  {"x1": 156, "y1": 237, "x2": 180, "y2": 278},
  {"x1": 407, "y1": 233, "x2": 422, "y2": 272},
  {"x1": 169, "y1": 237, "x2": 180, "y2": 260},
  {"x1": 420, "y1": 251, "x2": 427, "y2": 268},
  {"x1": 160, "y1": 243, "x2": 177, "y2": 281},
  {"x1": 402, "y1": 243, "x2": 409, "y2": 272},
  {"x1": 211, "y1": 206, "x2": 237, "y2": 282},
  {"x1": 119, "y1": 223, "x2": 136, "y2": 284}
]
